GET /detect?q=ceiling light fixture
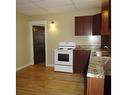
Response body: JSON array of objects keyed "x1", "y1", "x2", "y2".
[{"x1": 51, "y1": 21, "x2": 55, "y2": 24}]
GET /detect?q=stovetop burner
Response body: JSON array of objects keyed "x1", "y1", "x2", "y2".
[
  {"x1": 59, "y1": 48, "x2": 63, "y2": 50},
  {"x1": 67, "y1": 48, "x2": 72, "y2": 50},
  {"x1": 58, "y1": 48, "x2": 73, "y2": 50}
]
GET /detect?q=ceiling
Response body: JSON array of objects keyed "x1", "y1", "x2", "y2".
[{"x1": 16, "y1": 0, "x2": 102, "y2": 15}]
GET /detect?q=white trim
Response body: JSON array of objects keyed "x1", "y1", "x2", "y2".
[
  {"x1": 46, "y1": 64, "x2": 54, "y2": 67},
  {"x1": 16, "y1": 64, "x2": 32, "y2": 71},
  {"x1": 28, "y1": 21, "x2": 48, "y2": 66}
]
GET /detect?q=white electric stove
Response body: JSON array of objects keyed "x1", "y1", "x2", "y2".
[{"x1": 54, "y1": 42, "x2": 76, "y2": 73}]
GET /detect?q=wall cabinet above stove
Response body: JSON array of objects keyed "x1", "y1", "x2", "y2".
[
  {"x1": 75, "y1": 16, "x2": 92, "y2": 36},
  {"x1": 75, "y1": 13, "x2": 101, "y2": 36}
]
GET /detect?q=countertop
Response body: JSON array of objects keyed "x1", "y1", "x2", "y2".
[
  {"x1": 75, "y1": 45, "x2": 110, "y2": 51},
  {"x1": 87, "y1": 50, "x2": 111, "y2": 79},
  {"x1": 74, "y1": 45, "x2": 111, "y2": 79},
  {"x1": 103, "y1": 59, "x2": 111, "y2": 76}
]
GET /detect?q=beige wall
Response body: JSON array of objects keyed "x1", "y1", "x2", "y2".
[
  {"x1": 16, "y1": 12, "x2": 30, "y2": 68},
  {"x1": 28, "y1": 9, "x2": 101, "y2": 66}
]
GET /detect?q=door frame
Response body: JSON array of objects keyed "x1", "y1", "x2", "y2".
[{"x1": 29, "y1": 21, "x2": 47, "y2": 66}]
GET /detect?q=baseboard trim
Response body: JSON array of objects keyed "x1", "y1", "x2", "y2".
[
  {"x1": 16, "y1": 64, "x2": 32, "y2": 71},
  {"x1": 46, "y1": 64, "x2": 54, "y2": 67}
]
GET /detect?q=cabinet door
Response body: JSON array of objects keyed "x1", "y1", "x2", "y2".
[
  {"x1": 101, "y1": 11, "x2": 109, "y2": 35},
  {"x1": 101, "y1": 0, "x2": 111, "y2": 35},
  {"x1": 92, "y1": 13, "x2": 102, "y2": 35},
  {"x1": 75, "y1": 16, "x2": 92, "y2": 36},
  {"x1": 73, "y1": 50, "x2": 90, "y2": 73},
  {"x1": 87, "y1": 78, "x2": 104, "y2": 95}
]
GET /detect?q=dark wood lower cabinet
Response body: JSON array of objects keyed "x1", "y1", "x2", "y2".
[
  {"x1": 87, "y1": 77, "x2": 104, "y2": 95},
  {"x1": 73, "y1": 50, "x2": 90, "y2": 73}
]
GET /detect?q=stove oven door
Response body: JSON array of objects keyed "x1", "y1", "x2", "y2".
[{"x1": 54, "y1": 49, "x2": 73, "y2": 66}]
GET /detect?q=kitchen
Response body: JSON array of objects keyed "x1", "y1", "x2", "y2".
[{"x1": 16, "y1": 0, "x2": 111, "y2": 95}]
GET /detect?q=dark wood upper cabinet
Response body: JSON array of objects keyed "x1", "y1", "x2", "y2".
[
  {"x1": 75, "y1": 14, "x2": 102, "y2": 36},
  {"x1": 101, "y1": 0, "x2": 111, "y2": 35},
  {"x1": 92, "y1": 13, "x2": 102, "y2": 35},
  {"x1": 75, "y1": 16, "x2": 92, "y2": 36},
  {"x1": 75, "y1": 0, "x2": 111, "y2": 36}
]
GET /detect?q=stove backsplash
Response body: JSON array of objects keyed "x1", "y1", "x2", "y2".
[
  {"x1": 75, "y1": 35, "x2": 111, "y2": 50},
  {"x1": 75, "y1": 36, "x2": 101, "y2": 46}
]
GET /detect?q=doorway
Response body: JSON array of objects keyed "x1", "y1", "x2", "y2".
[{"x1": 32, "y1": 26, "x2": 45, "y2": 65}]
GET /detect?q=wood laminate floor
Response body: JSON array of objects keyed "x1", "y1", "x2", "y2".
[{"x1": 16, "y1": 64, "x2": 86, "y2": 95}]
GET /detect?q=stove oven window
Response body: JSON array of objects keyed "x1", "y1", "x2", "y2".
[{"x1": 58, "y1": 54, "x2": 69, "y2": 62}]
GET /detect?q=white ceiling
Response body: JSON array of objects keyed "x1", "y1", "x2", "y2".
[{"x1": 16, "y1": 0, "x2": 102, "y2": 15}]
